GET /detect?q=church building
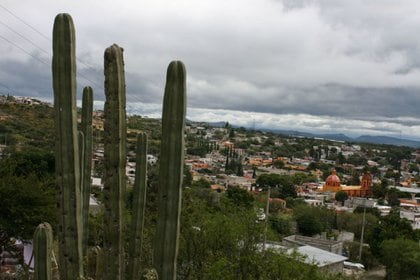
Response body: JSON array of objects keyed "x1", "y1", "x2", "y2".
[{"x1": 322, "y1": 169, "x2": 372, "y2": 197}]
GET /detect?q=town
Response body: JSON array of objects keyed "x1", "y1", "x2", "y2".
[{"x1": 0, "y1": 96, "x2": 419, "y2": 279}]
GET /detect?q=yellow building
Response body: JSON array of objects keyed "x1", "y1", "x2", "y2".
[{"x1": 323, "y1": 170, "x2": 372, "y2": 197}]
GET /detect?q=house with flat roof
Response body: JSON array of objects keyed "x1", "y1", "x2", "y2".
[
  {"x1": 287, "y1": 245, "x2": 347, "y2": 274},
  {"x1": 282, "y1": 234, "x2": 343, "y2": 255},
  {"x1": 262, "y1": 242, "x2": 347, "y2": 274}
]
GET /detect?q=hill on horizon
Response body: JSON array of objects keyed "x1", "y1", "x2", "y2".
[{"x1": 207, "y1": 121, "x2": 420, "y2": 148}]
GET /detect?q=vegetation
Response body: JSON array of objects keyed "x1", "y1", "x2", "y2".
[
  {"x1": 2, "y1": 98, "x2": 420, "y2": 279},
  {"x1": 0, "y1": 148, "x2": 56, "y2": 242},
  {"x1": 335, "y1": 190, "x2": 348, "y2": 205},
  {"x1": 1, "y1": 15, "x2": 420, "y2": 277},
  {"x1": 380, "y1": 238, "x2": 420, "y2": 280},
  {"x1": 178, "y1": 188, "x2": 348, "y2": 280},
  {"x1": 293, "y1": 204, "x2": 335, "y2": 236}
]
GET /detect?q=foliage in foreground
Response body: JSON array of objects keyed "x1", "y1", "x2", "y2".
[{"x1": 176, "y1": 187, "x2": 350, "y2": 280}]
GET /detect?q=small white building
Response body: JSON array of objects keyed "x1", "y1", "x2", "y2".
[{"x1": 304, "y1": 199, "x2": 324, "y2": 207}]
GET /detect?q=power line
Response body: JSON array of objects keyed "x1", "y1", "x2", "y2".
[
  {"x1": 0, "y1": 18, "x2": 49, "y2": 56},
  {"x1": 0, "y1": 3, "x2": 104, "y2": 90},
  {"x1": 0, "y1": 4, "x2": 151, "y2": 105},
  {"x1": 0, "y1": 80, "x2": 29, "y2": 97},
  {"x1": 0, "y1": 30, "x2": 104, "y2": 91},
  {"x1": 0, "y1": 81, "x2": 13, "y2": 92},
  {"x1": 0, "y1": 34, "x2": 49, "y2": 65},
  {"x1": 0, "y1": 3, "x2": 50, "y2": 42}
]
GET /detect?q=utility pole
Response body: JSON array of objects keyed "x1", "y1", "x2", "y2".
[
  {"x1": 358, "y1": 198, "x2": 366, "y2": 262},
  {"x1": 263, "y1": 187, "x2": 271, "y2": 251}
]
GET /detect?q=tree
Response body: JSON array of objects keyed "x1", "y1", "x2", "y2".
[
  {"x1": 228, "y1": 129, "x2": 235, "y2": 138},
  {"x1": 346, "y1": 155, "x2": 367, "y2": 166},
  {"x1": 386, "y1": 188, "x2": 411, "y2": 206},
  {"x1": 0, "y1": 147, "x2": 57, "y2": 242},
  {"x1": 381, "y1": 238, "x2": 420, "y2": 280},
  {"x1": 408, "y1": 163, "x2": 419, "y2": 173},
  {"x1": 367, "y1": 209, "x2": 417, "y2": 256},
  {"x1": 226, "y1": 187, "x2": 255, "y2": 208},
  {"x1": 183, "y1": 165, "x2": 193, "y2": 188},
  {"x1": 337, "y1": 152, "x2": 346, "y2": 164},
  {"x1": 372, "y1": 183, "x2": 387, "y2": 199},
  {"x1": 291, "y1": 173, "x2": 316, "y2": 185},
  {"x1": 186, "y1": 146, "x2": 208, "y2": 157},
  {"x1": 236, "y1": 160, "x2": 244, "y2": 176},
  {"x1": 295, "y1": 210, "x2": 323, "y2": 236},
  {"x1": 272, "y1": 159, "x2": 285, "y2": 169},
  {"x1": 0, "y1": 147, "x2": 54, "y2": 179},
  {"x1": 293, "y1": 205, "x2": 335, "y2": 236},
  {"x1": 336, "y1": 212, "x2": 379, "y2": 240},
  {"x1": 0, "y1": 175, "x2": 57, "y2": 241},
  {"x1": 335, "y1": 190, "x2": 348, "y2": 205},
  {"x1": 191, "y1": 178, "x2": 211, "y2": 189},
  {"x1": 178, "y1": 188, "x2": 349, "y2": 280},
  {"x1": 346, "y1": 241, "x2": 379, "y2": 270},
  {"x1": 256, "y1": 173, "x2": 297, "y2": 199},
  {"x1": 269, "y1": 215, "x2": 293, "y2": 236}
]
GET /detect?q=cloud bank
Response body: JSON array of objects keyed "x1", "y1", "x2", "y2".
[{"x1": 0, "y1": 0, "x2": 420, "y2": 138}]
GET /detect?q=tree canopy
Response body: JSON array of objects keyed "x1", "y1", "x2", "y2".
[
  {"x1": 0, "y1": 147, "x2": 57, "y2": 242},
  {"x1": 256, "y1": 173, "x2": 297, "y2": 199}
]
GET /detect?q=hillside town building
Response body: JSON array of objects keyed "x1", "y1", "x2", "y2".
[{"x1": 322, "y1": 170, "x2": 372, "y2": 197}]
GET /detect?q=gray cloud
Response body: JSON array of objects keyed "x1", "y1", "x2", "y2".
[{"x1": 1, "y1": 0, "x2": 420, "y2": 138}]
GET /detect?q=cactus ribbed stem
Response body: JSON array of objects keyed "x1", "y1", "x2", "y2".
[
  {"x1": 154, "y1": 61, "x2": 186, "y2": 280},
  {"x1": 127, "y1": 133, "x2": 148, "y2": 280},
  {"x1": 34, "y1": 223, "x2": 53, "y2": 280},
  {"x1": 81, "y1": 86, "x2": 93, "y2": 256},
  {"x1": 103, "y1": 44, "x2": 126, "y2": 280},
  {"x1": 52, "y1": 13, "x2": 83, "y2": 280}
]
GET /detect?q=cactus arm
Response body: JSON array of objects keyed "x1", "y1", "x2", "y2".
[
  {"x1": 81, "y1": 86, "x2": 93, "y2": 256},
  {"x1": 34, "y1": 222, "x2": 53, "y2": 280},
  {"x1": 154, "y1": 61, "x2": 187, "y2": 280},
  {"x1": 103, "y1": 44, "x2": 126, "y2": 280},
  {"x1": 52, "y1": 13, "x2": 83, "y2": 280},
  {"x1": 127, "y1": 132, "x2": 148, "y2": 280}
]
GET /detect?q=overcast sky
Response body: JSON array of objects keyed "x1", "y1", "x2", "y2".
[{"x1": 1, "y1": 0, "x2": 420, "y2": 139}]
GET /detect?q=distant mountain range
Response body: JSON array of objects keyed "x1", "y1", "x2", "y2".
[
  {"x1": 277, "y1": 131, "x2": 420, "y2": 148},
  {"x1": 204, "y1": 121, "x2": 420, "y2": 148}
]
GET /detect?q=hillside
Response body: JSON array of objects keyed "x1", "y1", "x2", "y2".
[{"x1": 0, "y1": 102, "x2": 54, "y2": 149}]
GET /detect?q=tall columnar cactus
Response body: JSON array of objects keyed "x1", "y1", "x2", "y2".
[
  {"x1": 127, "y1": 132, "x2": 148, "y2": 280},
  {"x1": 52, "y1": 13, "x2": 83, "y2": 280},
  {"x1": 81, "y1": 86, "x2": 93, "y2": 256},
  {"x1": 154, "y1": 61, "x2": 187, "y2": 279},
  {"x1": 103, "y1": 44, "x2": 126, "y2": 280},
  {"x1": 34, "y1": 223, "x2": 53, "y2": 280}
]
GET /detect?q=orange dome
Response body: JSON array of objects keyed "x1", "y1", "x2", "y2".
[
  {"x1": 325, "y1": 170, "x2": 340, "y2": 185},
  {"x1": 326, "y1": 175, "x2": 340, "y2": 183}
]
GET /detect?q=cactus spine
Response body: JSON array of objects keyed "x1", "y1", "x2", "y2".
[
  {"x1": 34, "y1": 222, "x2": 53, "y2": 280},
  {"x1": 103, "y1": 44, "x2": 126, "y2": 280},
  {"x1": 81, "y1": 86, "x2": 93, "y2": 256},
  {"x1": 127, "y1": 133, "x2": 148, "y2": 280},
  {"x1": 154, "y1": 61, "x2": 187, "y2": 279},
  {"x1": 52, "y1": 13, "x2": 83, "y2": 280}
]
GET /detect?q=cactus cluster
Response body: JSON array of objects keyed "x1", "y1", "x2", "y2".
[{"x1": 40, "y1": 12, "x2": 187, "y2": 280}]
